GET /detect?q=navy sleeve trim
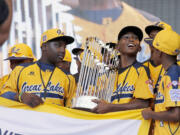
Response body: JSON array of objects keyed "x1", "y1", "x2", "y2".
[{"x1": 1, "y1": 91, "x2": 16, "y2": 100}]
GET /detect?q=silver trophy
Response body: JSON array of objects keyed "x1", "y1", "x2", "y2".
[{"x1": 72, "y1": 37, "x2": 119, "y2": 111}]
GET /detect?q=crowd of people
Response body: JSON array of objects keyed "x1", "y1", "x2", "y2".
[{"x1": 0, "y1": 0, "x2": 180, "y2": 135}]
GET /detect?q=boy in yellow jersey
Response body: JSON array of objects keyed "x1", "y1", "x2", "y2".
[
  {"x1": 0, "y1": 43, "x2": 36, "y2": 90},
  {"x1": 56, "y1": 49, "x2": 76, "y2": 107},
  {"x1": 144, "y1": 22, "x2": 172, "y2": 93},
  {"x1": 142, "y1": 30, "x2": 180, "y2": 135},
  {"x1": 144, "y1": 38, "x2": 164, "y2": 93},
  {"x1": 57, "y1": 49, "x2": 72, "y2": 73},
  {"x1": 72, "y1": 44, "x2": 84, "y2": 83},
  {"x1": 145, "y1": 21, "x2": 172, "y2": 39},
  {"x1": 92, "y1": 26, "x2": 154, "y2": 113},
  {"x1": 0, "y1": 28, "x2": 75, "y2": 108}
]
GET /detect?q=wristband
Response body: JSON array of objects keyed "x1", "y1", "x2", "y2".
[{"x1": 18, "y1": 92, "x2": 23, "y2": 102}]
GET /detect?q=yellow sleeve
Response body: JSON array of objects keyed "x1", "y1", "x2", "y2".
[
  {"x1": 165, "y1": 77, "x2": 180, "y2": 107},
  {"x1": 0, "y1": 66, "x2": 23, "y2": 95},
  {"x1": 0, "y1": 74, "x2": 9, "y2": 91},
  {"x1": 65, "y1": 74, "x2": 77, "y2": 108},
  {"x1": 134, "y1": 67, "x2": 154, "y2": 99}
]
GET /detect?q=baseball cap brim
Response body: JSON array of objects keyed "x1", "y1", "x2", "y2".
[
  {"x1": 145, "y1": 25, "x2": 163, "y2": 36},
  {"x1": 118, "y1": 26, "x2": 143, "y2": 41},
  {"x1": 144, "y1": 38, "x2": 153, "y2": 46},
  {"x1": 4, "y1": 56, "x2": 33, "y2": 61},
  {"x1": 106, "y1": 42, "x2": 116, "y2": 48},
  {"x1": 73, "y1": 57, "x2": 79, "y2": 60},
  {"x1": 72, "y1": 48, "x2": 84, "y2": 55},
  {"x1": 48, "y1": 35, "x2": 74, "y2": 45}
]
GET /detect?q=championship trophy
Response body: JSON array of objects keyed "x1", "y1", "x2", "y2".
[{"x1": 72, "y1": 37, "x2": 119, "y2": 111}]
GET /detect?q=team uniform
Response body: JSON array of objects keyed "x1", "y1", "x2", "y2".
[
  {"x1": 111, "y1": 61, "x2": 154, "y2": 104},
  {"x1": 1, "y1": 61, "x2": 75, "y2": 106},
  {"x1": 177, "y1": 60, "x2": 180, "y2": 65},
  {"x1": 154, "y1": 64, "x2": 180, "y2": 135},
  {"x1": 143, "y1": 60, "x2": 164, "y2": 93},
  {"x1": 0, "y1": 43, "x2": 36, "y2": 94},
  {"x1": 65, "y1": 74, "x2": 77, "y2": 108},
  {"x1": 0, "y1": 75, "x2": 9, "y2": 91}
]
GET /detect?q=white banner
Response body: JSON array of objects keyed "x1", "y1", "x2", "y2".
[{"x1": 0, "y1": 97, "x2": 150, "y2": 135}]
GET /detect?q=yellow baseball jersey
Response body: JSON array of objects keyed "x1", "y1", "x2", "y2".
[
  {"x1": 154, "y1": 64, "x2": 180, "y2": 135},
  {"x1": 143, "y1": 60, "x2": 164, "y2": 93},
  {"x1": 1, "y1": 62, "x2": 75, "y2": 106},
  {"x1": 111, "y1": 61, "x2": 154, "y2": 104},
  {"x1": 177, "y1": 60, "x2": 180, "y2": 66},
  {"x1": 65, "y1": 74, "x2": 77, "y2": 108},
  {"x1": 0, "y1": 74, "x2": 9, "y2": 91}
]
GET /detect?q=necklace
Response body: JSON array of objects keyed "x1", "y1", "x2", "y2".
[{"x1": 39, "y1": 63, "x2": 55, "y2": 99}]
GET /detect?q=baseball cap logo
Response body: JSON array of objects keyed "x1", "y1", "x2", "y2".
[
  {"x1": 156, "y1": 43, "x2": 159, "y2": 46},
  {"x1": 11, "y1": 47, "x2": 20, "y2": 54},
  {"x1": 158, "y1": 24, "x2": 164, "y2": 28},
  {"x1": 57, "y1": 29, "x2": 64, "y2": 35},
  {"x1": 57, "y1": 29, "x2": 61, "y2": 35},
  {"x1": 175, "y1": 49, "x2": 180, "y2": 54},
  {"x1": 43, "y1": 35, "x2": 47, "y2": 42}
]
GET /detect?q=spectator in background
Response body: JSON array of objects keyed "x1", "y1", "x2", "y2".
[{"x1": 0, "y1": 0, "x2": 12, "y2": 46}]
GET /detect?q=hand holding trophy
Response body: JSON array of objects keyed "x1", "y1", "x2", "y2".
[{"x1": 72, "y1": 37, "x2": 119, "y2": 111}]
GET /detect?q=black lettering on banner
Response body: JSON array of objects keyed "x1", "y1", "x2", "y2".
[{"x1": 0, "y1": 128, "x2": 22, "y2": 135}]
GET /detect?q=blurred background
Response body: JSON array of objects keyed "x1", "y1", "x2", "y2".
[{"x1": 0, "y1": 0, "x2": 179, "y2": 76}]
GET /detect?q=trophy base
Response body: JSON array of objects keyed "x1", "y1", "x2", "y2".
[{"x1": 72, "y1": 96, "x2": 99, "y2": 110}]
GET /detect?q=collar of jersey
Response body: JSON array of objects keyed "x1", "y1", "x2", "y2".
[
  {"x1": 118, "y1": 60, "x2": 137, "y2": 74},
  {"x1": 37, "y1": 61, "x2": 55, "y2": 72}
]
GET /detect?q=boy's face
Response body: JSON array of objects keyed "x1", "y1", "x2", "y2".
[
  {"x1": 117, "y1": 32, "x2": 141, "y2": 56},
  {"x1": 10, "y1": 59, "x2": 33, "y2": 70},
  {"x1": 46, "y1": 40, "x2": 66, "y2": 65},
  {"x1": 56, "y1": 61, "x2": 71, "y2": 72},
  {"x1": 151, "y1": 46, "x2": 162, "y2": 66},
  {"x1": 149, "y1": 30, "x2": 160, "y2": 38}
]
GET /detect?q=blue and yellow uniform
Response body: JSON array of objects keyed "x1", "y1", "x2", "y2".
[
  {"x1": 1, "y1": 28, "x2": 75, "y2": 107},
  {"x1": 154, "y1": 64, "x2": 180, "y2": 135},
  {"x1": 111, "y1": 61, "x2": 154, "y2": 104},
  {"x1": 0, "y1": 61, "x2": 74, "y2": 106},
  {"x1": 0, "y1": 75, "x2": 9, "y2": 90},
  {"x1": 177, "y1": 60, "x2": 180, "y2": 65},
  {"x1": 143, "y1": 60, "x2": 164, "y2": 93},
  {"x1": 0, "y1": 43, "x2": 36, "y2": 93},
  {"x1": 65, "y1": 73, "x2": 77, "y2": 107}
]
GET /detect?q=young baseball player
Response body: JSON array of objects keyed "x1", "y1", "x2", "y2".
[
  {"x1": 142, "y1": 30, "x2": 180, "y2": 135},
  {"x1": 56, "y1": 49, "x2": 77, "y2": 108},
  {"x1": 0, "y1": 28, "x2": 76, "y2": 108},
  {"x1": 56, "y1": 49, "x2": 72, "y2": 73},
  {"x1": 92, "y1": 26, "x2": 154, "y2": 113},
  {"x1": 145, "y1": 21, "x2": 172, "y2": 39},
  {"x1": 72, "y1": 44, "x2": 84, "y2": 83},
  {"x1": 143, "y1": 22, "x2": 172, "y2": 92},
  {"x1": 0, "y1": 43, "x2": 36, "y2": 90}
]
